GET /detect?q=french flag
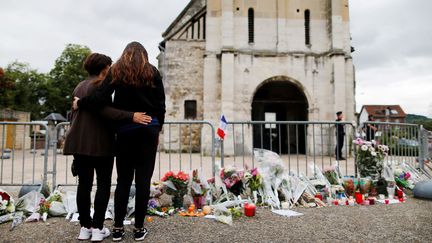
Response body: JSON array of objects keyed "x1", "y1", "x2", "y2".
[{"x1": 217, "y1": 115, "x2": 228, "y2": 140}]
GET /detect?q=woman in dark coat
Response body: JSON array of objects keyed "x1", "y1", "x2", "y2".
[
  {"x1": 73, "y1": 42, "x2": 166, "y2": 241},
  {"x1": 64, "y1": 53, "x2": 151, "y2": 241}
]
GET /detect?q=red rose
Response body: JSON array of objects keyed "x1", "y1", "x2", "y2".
[{"x1": 0, "y1": 191, "x2": 10, "y2": 201}]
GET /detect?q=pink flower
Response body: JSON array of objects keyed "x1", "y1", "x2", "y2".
[{"x1": 251, "y1": 168, "x2": 258, "y2": 177}]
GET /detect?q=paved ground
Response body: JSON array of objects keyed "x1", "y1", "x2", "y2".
[{"x1": 1, "y1": 196, "x2": 431, "y2": 243}]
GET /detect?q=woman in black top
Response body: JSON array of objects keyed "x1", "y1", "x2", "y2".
[{"x1": 74, "y1": 42, "x2": 165, "y2": 241}]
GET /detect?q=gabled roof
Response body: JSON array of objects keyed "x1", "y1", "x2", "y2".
[
  {"x1": 161, "y1": 0, "x2": 206, "y2": 41},
  {"x1": 360, "y1": 105, "x2": 406, "y2": 118}
]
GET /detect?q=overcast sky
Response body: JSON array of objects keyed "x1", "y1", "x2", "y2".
[{"x1": 1, "y1": 0, "x2": 431, "y2": 117}]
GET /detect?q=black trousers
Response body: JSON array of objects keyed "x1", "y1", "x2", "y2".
[
  {"x1": 335, "y1": 134, "x2": 345, "y2": 159},
  {"x1": 74, "y1": 154, "x2": 114, "y2": 229},
  {"x1": 114, "y1": 125, "x2": 159, "y2": 228}
]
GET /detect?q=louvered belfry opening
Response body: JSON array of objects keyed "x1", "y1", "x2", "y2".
[{"x1": 248, "y1": 8, "x2": 254, "y2": 43}]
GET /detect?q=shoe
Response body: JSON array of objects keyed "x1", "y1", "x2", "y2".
[
  {"x1": 91, "y1": 227, "x2": 110, "y2": 241},
  {"x1": 339, "y1": 157, "x2": 347, "y2": 160},
  {"x1": 112, "y1": 227, "x2": 125, "y2": 242},
  {"x1": 134, "y1": 227, "x2": 148, "y2": 241},
  {"x1": 77, "y1": 227, "x2": 92, "y2": 240}
]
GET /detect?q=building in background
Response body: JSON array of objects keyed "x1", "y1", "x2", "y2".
[
  {"x1": 0, "y1": 109, "x2": 31, "y2": 150},
  {"x1": 359, "y1": 105, "x2": 406, "y2": 126},
  {"x1": 158, "y1": 0, "x2": 355, "y2": 154}
]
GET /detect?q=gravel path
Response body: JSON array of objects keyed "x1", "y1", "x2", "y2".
[{"x1": 1, "y1": 197, "x2": 431, "y2": 243}]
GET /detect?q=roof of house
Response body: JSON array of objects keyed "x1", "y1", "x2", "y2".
[{"x1": 360, "y1": 105, "x2": 406, "y2": 118}]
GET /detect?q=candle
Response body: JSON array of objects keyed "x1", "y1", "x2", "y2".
[
  {"x1": 399, "y1": 197, "x2": 404, "y2": 203},
  {"x1": 355, "y1": 192, "x2": 363, "y2": 204},
  {"x1": 244, "y1": 203, "x2": 256, "y2": 217},
  {"x1": 315, "y1": 193, "x2": 323, "y2": 201},
  {"x1": 369, "y1": 198, "x2": 375, "y2": 205},
  {"x1": 385, "y1": 199, "x2": 389, "y2": 205},
  {"x1": 333, "y1": 200, "x2": 339, "y2": 206},
  {"x1": 397, "y1": 189, "x2": 404, "y2": 199}
]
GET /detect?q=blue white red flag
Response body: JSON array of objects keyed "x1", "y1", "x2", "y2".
[{"x1": 217, "y1": 115, "x2": 227, "y2": 140}]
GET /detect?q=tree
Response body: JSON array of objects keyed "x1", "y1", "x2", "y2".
[
  {"x1": 45, "y1": 44, "x2": 91, "y2": 117},
  {"x1": 1, "y1": 62, "x2": 48, "y2": 120}
]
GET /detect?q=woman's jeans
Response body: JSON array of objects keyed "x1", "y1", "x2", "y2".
[
  {"x1": 114, "y1": 121, "x2": 160, "y2": 228},
  {"x1": 75, "y1": 154, "x2": 114, "y2": 229}
]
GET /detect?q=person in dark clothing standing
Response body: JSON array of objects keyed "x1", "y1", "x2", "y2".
[
  {"x1": 335, "y1": 111, "x2": 346, "y2": 160},
  {"x1": 74, "y1": 42, "x2": 166, "y2": 242},
  {"x1": 64, "y1": 53, "x2": 151, "y2": 241},
  {"x1": 364, "y1": 114, "x2": 377, "y2": 141}
]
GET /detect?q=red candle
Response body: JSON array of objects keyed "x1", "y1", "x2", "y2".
[
  {"x1": 315, "y1": 193, "x2": 323, "y2": 201},
  {"x1": 397, "y1": 189, "x2": 403, "y2": 199},
  {"x1": 244, "y1": 203, "x2": 256, "y2": 217},
  {"x1": 334, "y1": 200, "x2": 339, "y2": 206},
  {"x1": 385, "y1": 199, "x2": 389, "y2": 205},
  {"x1": 355, "y1": 192, "x2": 363, "y2": 204},
  {"x1": 369, "y1": 198, "x2": 375, "y2": 205},
  {"x1": 399, "y1": 197, "x2": 404, "y2": 202}
]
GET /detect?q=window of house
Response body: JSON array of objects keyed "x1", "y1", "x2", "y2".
[
  {"x1": 304, "y1": 10, "x2": 311, "y2": 45},
  {"x1": 248, "y1": 8, "x2": 254, "y2": 43},
  {"x1": 184, "y1": 100, "x2": 197, "y2": 119}
]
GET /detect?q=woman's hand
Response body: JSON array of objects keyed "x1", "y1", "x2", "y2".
[
  {"x1": 72, "y1": 97, "x2": 80, "y2": 110},
  {"x1": 133, "y1": 112, "x2": 152, "y2": 125}
]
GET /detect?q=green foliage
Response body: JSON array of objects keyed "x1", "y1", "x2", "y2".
[
  {"x1": 45, "y1": 44, "x2": 91, "y2": 116},
  {"x1": 406, "y1": 114, "x2": 432, "y2": 131},
  {"x1": 1, "y1": 62, "x2": 49, "y2": 120}
]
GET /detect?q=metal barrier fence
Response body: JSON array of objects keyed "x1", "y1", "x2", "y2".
[
  {"x1": 363, "y1": 121, "x2": 429, "y2": 172},
  {"x1": 0, "y1": 122, "x2": 49, "y2": 188},
  {"x1": 0, "y1": 120, "x2": 430, "y2": 190},
  {"x1": 220, "y1": 121, "x2": 357, "y2": 177},
  {"x1": 52, "y1": 121, "x2": 216, "y2": 188}
]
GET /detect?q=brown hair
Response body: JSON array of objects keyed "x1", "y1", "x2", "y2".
[{"x1": 111, "y1": 41, "x2": 154, "y2": 87}]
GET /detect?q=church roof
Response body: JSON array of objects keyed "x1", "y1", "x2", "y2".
[{"x1": 161, "y1": 0, "x2": 206, "y2": 42}]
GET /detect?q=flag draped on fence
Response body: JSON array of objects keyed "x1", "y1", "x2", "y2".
[{"x1": 217, "y1": 115, "x2": 227, "y2": 140}]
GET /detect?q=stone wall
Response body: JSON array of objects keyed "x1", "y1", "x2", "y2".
[{"x1": 159, "y1": 40, "x2": 206, "y2": 152}]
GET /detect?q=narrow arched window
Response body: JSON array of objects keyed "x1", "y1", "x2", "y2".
[
  {"x1": 304, "y1": 9, "x2": 311, "y2": 45},
  {"x1": 248, "y1": 8, "x2": 254, "y2": 43}
]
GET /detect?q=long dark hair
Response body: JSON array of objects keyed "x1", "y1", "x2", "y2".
[{"x1": 111, "y1": 41, "x2": 154, "y2": 87}]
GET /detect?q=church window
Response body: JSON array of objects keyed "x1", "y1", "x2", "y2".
[
  {"x1": 305, "y1": 9, "x2": 311, "y2": 45},
  {"x1": 248, "y1": 8, "x2": 254, "y2": 43},
  {"x1": 184, "y1": 100, "x2": 197, "y2": 119}
]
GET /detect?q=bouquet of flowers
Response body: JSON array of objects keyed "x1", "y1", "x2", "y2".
[
  {"x1": 244, "y1": 168, "x2": 262, "y2": 193},
  {"x1": 0, "y1": 189, "x2": 15, "y2": 216},
  {"x1": 353, "y1": 138, "x2": 389, "y2": 179},
  {"x1": 323, "y1": 166, "x2": 339, "y2": 185},
  {"x1": 190, "y1": 169, "x2": 209, "y2": 208},
  {"x1": 37, "y1": 198, "x2": 50, "y2": 221},
  {"x1": 394, "y1": 168, "x2": 415, "y2": 189},
  {"x1": 220, "y1": 166, "x2": 244, "y2": 196},
  {"x1": 161, "y1": 171, "x2": 189, "y2": 208}
]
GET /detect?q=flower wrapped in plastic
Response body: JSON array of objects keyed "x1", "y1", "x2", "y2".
[
  {"x1": 323, "y1": 165, "x2": 339, "y2": 185},
  {"x1": 190, "y1": 169, "x2": 210, "y2": 209},
  {"x1": 161, "y1": 171, "x2": 189, "y2": 208},
  {"x1": 47, "y1": 190, "x2": 67, "y2": 217},
  {"x1": 353, "y1": 138, "x2": 388, "y2": 179},
  {"x1": 0, "y1": 189, "x2": 15, "y2": 216},
  {"x1": 254, "y1": 149, "x2": 290, "y2": 208},
  {"x1": 220, "y1": 166, "x2": 244, "y2": 196}
]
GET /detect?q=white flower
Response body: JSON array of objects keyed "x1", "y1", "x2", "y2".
[
  {"x1": 369, "y1": 147, "x2": 375, "y2": 152},
  {"x1": 365, "y1": 141, "x2": 372, "y2": 146},
  {"x1": 372, "y1": 140, "x2": 377, "y2": 145},
  {"x1": 361, "y1": 145, "x2": 368, "y2": 151},
  {"x1": 371, "y1": 152, "x2": 377, "y2": 157}
]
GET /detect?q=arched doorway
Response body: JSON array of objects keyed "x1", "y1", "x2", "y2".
[{"x1": 252, "y1": 80, "x2": 309, "y2": 154}]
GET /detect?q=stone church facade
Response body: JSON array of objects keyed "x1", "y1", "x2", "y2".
[{"x1": 158, "y1": 0, "x2": 355, "y2": 155}]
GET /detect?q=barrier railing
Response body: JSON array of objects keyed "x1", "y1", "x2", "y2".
[
  {"x1": 363, "y1": 122, "x2": 423, "y2": 168},
  {"x1": 0, "y1": 121, "x2": 49, "y2": 188},
  {"x1": 1, "y1": 120, "x2": 429, "y2": 190},
  {"x1": 52, "y1": 121, "x2": 216, "y2": 188},
  {"x1": 220, "y1": 121, "x2": 357, "y2": 177}
]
